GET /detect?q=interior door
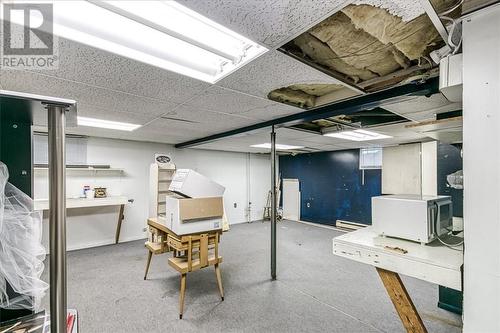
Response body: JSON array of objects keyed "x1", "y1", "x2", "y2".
[{"x1": 283, "y1": 179, "x2": 300, "y2": 221}]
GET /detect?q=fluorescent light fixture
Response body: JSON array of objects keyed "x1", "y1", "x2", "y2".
[
  {"x1": 8, "y1": 1, "x2": 267, "y2": 83},
  {"x1": 77, "y1": 116, "x2": 141, "y2": 131},
  {"x1": 251, "y1": 143, "x2": 304, "y2": 150},
  {"x1": 323, "y1": 129, "x2": 391, "y2": 141}
]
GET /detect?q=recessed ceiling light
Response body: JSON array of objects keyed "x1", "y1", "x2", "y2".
[
  {"x1": 9, "y1": 1, "x2": 267, "y2": 83},
  {"x1": 77, "y1": 116, "x2": 141, "y2": 131},
  {"x1": 250, "y1": 143, "x2": 304, "y2": 150},
  {"x1": 323, "y1": 129, "x2": 391, "y2": 141}
]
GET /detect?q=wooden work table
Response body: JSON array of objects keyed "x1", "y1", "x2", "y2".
[
  {"x1": 333, "y1": 227, "x2": 463, "y2": 333},
  {"x1": 35, "y1": 196, "x2": 129, "y2": 244},
  {"x1": 145, "y1": 217, "x2": 224, "y2": 318}
]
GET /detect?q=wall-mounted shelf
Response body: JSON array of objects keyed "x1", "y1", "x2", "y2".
[{"x1": 34, "y1": 167, "x2": 124, "y2": 173}]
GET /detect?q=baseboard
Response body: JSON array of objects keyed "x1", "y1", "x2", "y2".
[
  {"x1": 296, "y1": 220, "x2": 348, "y2": 233},
  {"x1": 63, "y1": 235, "x2": 146, "y2": 252},
  {"x1": 335, "y1": 220, "x2": 368, "y2": 231}
]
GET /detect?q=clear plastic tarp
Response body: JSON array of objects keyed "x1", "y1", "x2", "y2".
[{"x1": 0, "y1": 162, "x2": 48, "y2": 310}]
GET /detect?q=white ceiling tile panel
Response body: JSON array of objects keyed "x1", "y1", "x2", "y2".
[
  {"x1": 183, "y1": 85, "x2": 302, "y2": 120},
  {"x1": 217, "y1": 50, "x2": 356, "y2": 99},
  {"x1": 274, "y1": 128, "x2": 317, "y2": 139},
  {"x1": 31, "y1": 104, "x2": 156, "y2": 128},
  {"x1": 352, "y1": 0, "x2": 425, "y2": 21},
  {"x1": 0, "y1": 70, "x2": 180, "y2": 119},
  {"x1": 382, "y1": 94, "x2": 462, "y2": 122},
  {"x1": 163, "y1": 105, "x2": 259, "y2": 130},
  {"x1": 179, "y1": 0, "x2": 351, "y2": 48}
]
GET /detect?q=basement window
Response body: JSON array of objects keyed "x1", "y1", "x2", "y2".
[{"x1": 359, "y1": 147, "x2": 382, "y2": 170}]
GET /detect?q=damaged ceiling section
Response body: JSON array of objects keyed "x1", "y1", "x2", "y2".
[
  {"x1": 272, "y1": 1, "x2": 458, "y2": 110},
  {"x1": 291, "y1": 107, "x2": 408, "y2": 134},
  {"x1": 267, "y1": 83, "x2": 358, "y2": 109}
]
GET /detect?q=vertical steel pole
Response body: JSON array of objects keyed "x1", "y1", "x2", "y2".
[
  {"x1": 271, "y1": 126, "x2": 277, "y2": 280},
  {"x1": 47, "y1": 104, "x2": 67, "y2": 333}
]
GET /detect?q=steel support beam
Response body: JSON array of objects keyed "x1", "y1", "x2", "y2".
[
  {"x1": 47, "y1": 104, "x2": 67, "y2": 333},
  {"x1": 270, "y1": 126, "x2": 277, "y2": 280},
  {"x1": 174, "y1": 77, "x2": 439, "y2": 149}
]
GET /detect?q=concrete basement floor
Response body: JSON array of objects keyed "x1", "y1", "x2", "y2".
[{"x1": 42, "y1": 221, "x2": 462, "y2": 332}]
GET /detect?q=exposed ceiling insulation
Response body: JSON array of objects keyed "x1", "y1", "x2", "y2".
[
  {"x1": 290, "y1": 107, "x2": 408, "y2": 133},
  {"x1": 279, "y1": 1, "x2": 456, "y2": 93},
  {"x1": 267, "y1": 83, "x2": 347, "y2": 108}
]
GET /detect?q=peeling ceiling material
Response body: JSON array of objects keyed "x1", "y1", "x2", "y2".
[
  {"x1": 268, "y1": 83, "x2": 345, "y2": 108},
  {"x1": 309, "y1": 12, "x2": 410, "y2": 76},
  {"x1": 281, "y1": 2, "x2": 454, "y2": 92},
  {"x1": 341, "y1": 5, "x2": 440, "y2": 61},
  {"x1": 291, "y1": 108, "x2": 407, "y2": 133}
]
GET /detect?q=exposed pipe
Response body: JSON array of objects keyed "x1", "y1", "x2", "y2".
[
  {"x1": 47, "y1": 104, "x2": 67, "y2": 333},
  {"x1": 271, "y1": 126, "x2": 277, "y2": 280}
]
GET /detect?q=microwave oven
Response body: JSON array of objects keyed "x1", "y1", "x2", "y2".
[{"x1": 372, "y1": 195, "x2": 453, "y2": 244}]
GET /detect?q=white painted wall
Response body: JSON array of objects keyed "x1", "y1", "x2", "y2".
[
  {"x1": 462, "y1": 5, "x2": 500, "y2": 332},
  {"x1": 35, "y1": 137, "x2": 270, "y2": 250}
]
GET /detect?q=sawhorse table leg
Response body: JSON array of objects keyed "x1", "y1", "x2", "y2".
[
  {"x1": 376, "y1": 267, "x2": 428, "y2": 333},
  {"x1": 115, "y1": 204, "x2": 125, "y2": 244}
]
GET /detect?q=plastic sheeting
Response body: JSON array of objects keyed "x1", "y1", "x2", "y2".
[{"x1": 0, "y1": 162, "x2": 48, "y2": 310}]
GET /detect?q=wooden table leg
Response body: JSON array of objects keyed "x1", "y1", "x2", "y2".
[
  {"x1": 115, "y1": 204, "x2": 125, "y2": 244},
  {"x1": 144, "y1": 250, "x2": 153, "y2": 280},
  {"x1": 215, "y1": 263, "x2": 224, "y2": 301},
  {"x1": 376, "y1": 268, "x2": 428, "y2": 333},
  {"x1": 179, "y1": 274, "x2": 186, "y2": 319}
]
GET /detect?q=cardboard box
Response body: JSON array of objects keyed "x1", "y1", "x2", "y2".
[
  {"x1": 169, "y1": 169, "x2": 225, "y2": 198},
  {"x1": 162, "y1": 196, "x2": 223, "y2": 235}
]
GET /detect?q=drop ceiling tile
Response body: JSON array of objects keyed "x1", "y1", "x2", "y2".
[
  {"x1": 275, "y1": 128, "x2": 317, "y2": 139},
  {"x1": 353, "y1": 0, "x2": 425, "y2": 21},
  {"x1": 299, "y1": 134, "x2": 342, "y2": 144},
  {"x1": 217, "y1": 50, "x2": 357, "y2": 99},
  {"x1": 179, "y1": 0, "x2": 351, "y2": 48},
  {"x1": 22, "y1": 38, "x2": 211, "y2": 104},
  {"x1": 382, "y1": 93, "x2": 462, "y2": 122},
  {"x1": 182, "y1": 85, "x2": 302, "y2": 120},
  {"x1": 0, "y1": 70, "x2": 180, "y2": 117},
  {"x1": 32, "y1": 104, "x2": 155, "y2": 128},
  {"x1": 163, "y1": 104, "x2": 258, "y2": 131}
]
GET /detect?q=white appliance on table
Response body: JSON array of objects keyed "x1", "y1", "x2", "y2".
[{"x1": 372, "y1": 194, "x2": 453, "y2": 244}]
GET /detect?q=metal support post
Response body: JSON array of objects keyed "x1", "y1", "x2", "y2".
[
  {"x1": 47, "y1": 104, "x2": 67, "y2": 333},
  {"x1": 271, "y1": 126, "x2": 277, "y2": 280}
]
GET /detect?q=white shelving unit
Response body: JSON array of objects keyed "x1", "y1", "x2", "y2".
[{"x1": 149, "y1": 163, "x2": 176, "y2": 218}]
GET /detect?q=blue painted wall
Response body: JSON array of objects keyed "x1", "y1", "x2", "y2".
[
  {"x1": 279, "y1": 149, "x2": 381, "y2": 225},
  {"x1": 437, "y1": 143, "x2": 463, "y2": 217}
]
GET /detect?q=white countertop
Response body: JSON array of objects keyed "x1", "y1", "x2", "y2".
[
  {"x1": 333, "y1": 226, "x2": 463, "y2": 290},
  {"x1": 34, "y1": 196, "x2": 128, "y2": 211}
]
